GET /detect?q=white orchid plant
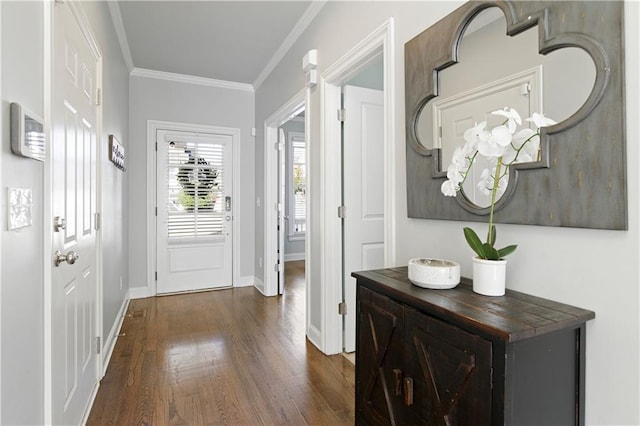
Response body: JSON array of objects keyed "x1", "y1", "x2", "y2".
[{"x1": 441, "y1": 107, "x2": 556, "y2": 260}]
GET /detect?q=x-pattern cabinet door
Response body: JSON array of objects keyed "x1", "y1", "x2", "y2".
[
  {"x1": 403, "y1": 308, "x2": 493, "y2": 425},
  {"x1": 356, "y1": 287, "x2": 405, "y2": 425}
]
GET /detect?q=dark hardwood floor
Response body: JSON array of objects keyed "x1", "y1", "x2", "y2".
[{"x1": 87, "y1": 261, "x2": 355, "y2": 425}]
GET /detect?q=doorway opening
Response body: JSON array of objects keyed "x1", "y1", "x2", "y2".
[
  {"x1": 277, "y1": 109, "x2": 306, "y2": 295},
  {"x1": 320, "y1": 18, "x2": 395, "y2": 355}
]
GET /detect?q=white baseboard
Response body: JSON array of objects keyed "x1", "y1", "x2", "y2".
[
  {"x1": 307, "y1": 323, "x2": 323, "y2": 352},
  {"x1": 128, "y1": 285, "x2": 152, "y2": 299},
  {"x1": 254, "y1": 276, "x2": 265, "y2": 295},
  {"x1": 284, "y1": 253, "x2": 306, "y2": 261},
  {"x1": 101, "y1": 296, "x2": 130, "y2": 376},
  {"x1": 236, "y1": 275, "x2": 255, "y2": 287}
]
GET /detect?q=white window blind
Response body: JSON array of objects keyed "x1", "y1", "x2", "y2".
[
  {"x1": 166, "y1": 141, "x2": 224, "y2": 239},
  {"x1": 290, "y1": 137, "x2": 306, "y2": 234}
]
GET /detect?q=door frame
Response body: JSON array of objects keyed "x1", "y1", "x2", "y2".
[
  {"x1": 320, "y1": 18, "x2": 396, "y2": 354},
  {"x1": 146, "y1": 120, "x2": 241, "y2": 295},
  {"x1": 43, "y1": 1, "x2": 104, "y2": 423},
  {"x1": 263, "y1": 89, "x2": 308, "y2": 298}
]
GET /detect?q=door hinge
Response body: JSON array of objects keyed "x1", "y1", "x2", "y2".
[
  {"x1": 155, "y1": 206, "x2": 158, "y2": 216},
  {"x1": 274, "y1": 263, "x2": 281, "y2": 272},
  {"x1": 439, "y1": 126, "x2": 443, "y2": 139},
  {"x1": 96, "y1": 336, "x2": 101, "y2": 354},
  {"x1": 274, "y1": 142, "x2": 283, "y2": 151},
  {"x1": 155, "y1": 141, "x2": 158, "y2": 152},
  {"x1": 155, "y1": 271, "x2": 158, "y2": 281},
  {"x1": 338, "y1": 205, "x2": 346, "y2": 219},
  {"x1": 96, "y1": 88, "x2": 101, "y2": 106},
  {"x1": 338, "y1": 302, "x2": 347, "y2": 315},
  {"x1": 337, "y1": 108, "x2": 346, "y2": 122},
  {"x1": 94, "y1": 212, "x2": 101, "y2": 231}
]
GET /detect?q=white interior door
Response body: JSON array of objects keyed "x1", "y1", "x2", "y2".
[
  {"x1": 51, "y1": 2, "x2": 100, "y2": 423},
  {"x1": 277, "y1": 128, "x2": 286, "y2": 294},
  {"x1": 343, "y1": 85, "x2": 385, "y2": 353},
  {"x1": 156, "y1": 130, "x2": 233, "y2": 294}
]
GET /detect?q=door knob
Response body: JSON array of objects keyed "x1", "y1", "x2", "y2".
[{"x1": 54, "y1": 250, "x2": 79, "y2": 267}]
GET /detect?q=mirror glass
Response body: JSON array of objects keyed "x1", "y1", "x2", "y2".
[{"x1": 416, "y1": 7, "x2": 596, "y2": 208}]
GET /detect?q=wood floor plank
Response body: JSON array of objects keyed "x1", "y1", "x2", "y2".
[{"x1": 87, "y1": 261, "x2": 354, "y2": 425}]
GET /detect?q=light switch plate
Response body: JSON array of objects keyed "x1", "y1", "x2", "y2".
[{"x1": 8, "y1": 187, "x2": 33, "y2": 230}]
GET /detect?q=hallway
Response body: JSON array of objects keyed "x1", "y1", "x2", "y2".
[{"x1": 87, "y1": 261, "x2": 355, "y2": 425}]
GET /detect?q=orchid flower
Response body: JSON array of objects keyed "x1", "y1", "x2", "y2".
[{"x1": 440, "y1": 108, "x2": 555, "y2": 260}]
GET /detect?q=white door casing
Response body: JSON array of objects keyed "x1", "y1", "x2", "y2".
[
  {"x1": 263, "y1": 90, "x2": 307, "y2": 298},
  {"x1": 156, "y1": 129, "x2": 233, "y2": 294},
  {"x1": 320, "y1": 18, "x2": 395, "y2": 355},
  {"x1": 51, "y1": 2, "x2": 101, "y2": 423},
  {"x1": 342, "y1": 86, "x2": 385, "y2": 353},
  {"x1": 277, "y1": 128, "x2": 286, "y2": 295}
]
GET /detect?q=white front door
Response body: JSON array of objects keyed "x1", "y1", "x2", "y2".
[
  {"x1": 343, "y1": 85, "x2": 385, "y2": 353},
  {"x1": 51, "y1": 2, "x2": 100, "y2": 423},
  {"x1": 156, "y1": 129, "x2": 233, "y2": 294}
]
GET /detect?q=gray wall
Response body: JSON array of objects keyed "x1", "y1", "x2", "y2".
[
  {"x1": 128, "y1": 77, "x2": 255, "y2": 289},
  {"x1": 254, "y1": 1, "x2": 640, "y2": 424},
  {"x1": 0, "y1": 1, "x2": 129, "y2": 423},
  {"x1": 280, "y1": 119, "x2": 305, "y2": 258},
  {"x1": 1, "y1": 2, "x2": 45, "y2": 424}
]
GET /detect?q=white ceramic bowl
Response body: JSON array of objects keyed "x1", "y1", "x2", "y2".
[{"x1": 408, "y1": 258, "x2": 460, "y2": 289}]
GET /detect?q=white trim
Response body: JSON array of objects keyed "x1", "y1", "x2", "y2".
[
  {"x1": 237, "y1": 276, "x2": 255, "y2": 288},
  {"x1": 431, "y1": 66, "x2": 543, "y2": 147},
  {"x1": 320, "y1": 18, "x2": 396, "y2": 355},
  {"x1": 79, "y1": 382, "x2": 100, "y2": 426},
  {"x1": 146, "y1": 120, "x2": 242, "y2": 296},
  {"x1": 264, "y1": 89, "x2": 307, "y2": 297},
  {"x1": 253, "y1": 276, "x2": 265, "y2": 295},
  {"x1": 306, "y1": 324, "x2": 323, "y2": 351},
  {"x1": 253, "y1": 1, "x2": 327, "y2": 89},
  {"x1": 128, "y1": 286, "x2": 152, "y2": 300},
  {"x1": 45, "y1": 2, "x2": 105, "y2": 422},
  {"x1": 0, "y1": 1, "x2": 3, "y2": 421},
  {"x1": 43, "y1": 2, "x2": 52, "y2": 421},
  {"x1": 106, "y1": 0, "x2": 134, "y2": 71},
  {"x1": 132, "y1": 67, "x2": 254, "y2": 92},
  {"x1": 284, "y1": 253, "x2": 306, "y2": 262},
  {"x1": 101, "y1": 297, "x2": 130, "y2": 375}
]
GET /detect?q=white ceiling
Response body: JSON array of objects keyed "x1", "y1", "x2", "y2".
[{"x1": 114, "y1": 1, "x2": 320, "y2": 88}]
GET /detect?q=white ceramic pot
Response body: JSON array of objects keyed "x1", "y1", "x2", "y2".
[{"x1": 472, "y1": 257, "x2": 507, "y2": 296}]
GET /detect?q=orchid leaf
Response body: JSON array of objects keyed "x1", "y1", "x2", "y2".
[
  {"x1": 498, "y1": 244, "x2": 518, "y2": 258},
  {"x1": 482, "y1": 243, "x2": 500, "y2": 260},
  {"x1": 488, "y1": 225, "x2": 497, "y2": 246},
  {"x1": 463, "y1": 227, "x2": 485, "y2": 258}
]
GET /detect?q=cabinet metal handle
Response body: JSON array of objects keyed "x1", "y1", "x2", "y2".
[
  {"x1": 393, "y1": 369, "x2": 403, "y2": 396},
  {"x1": 404, "y1": 377, "x2": 414, "y2": 406}
]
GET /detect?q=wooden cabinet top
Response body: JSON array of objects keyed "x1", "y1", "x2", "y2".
[{"x1": 353, "y1": 267, "x2": 595, "y2": 343}]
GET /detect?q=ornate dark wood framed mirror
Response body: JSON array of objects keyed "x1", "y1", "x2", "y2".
[{"x1": 405, "y1": 1, "x2": 626, "y2": 229}]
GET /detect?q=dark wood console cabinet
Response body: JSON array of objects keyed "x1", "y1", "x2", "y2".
[{"x1": 353, "y1": 267, "x2": 595, "y2": 426}]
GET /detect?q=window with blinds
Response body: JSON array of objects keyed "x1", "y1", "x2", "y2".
[
  {"x1": 166, "y1": 141, "x2": 224, "y2": 239},
  {"x1": 290, "y1": 137, "x2": 306, "y2": 235}
]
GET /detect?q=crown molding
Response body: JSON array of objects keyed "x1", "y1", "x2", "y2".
[
  {"x1": 130, "y1": 68, "x2": 254, "y2": 92},
  {"x1": 107, "y1": 1, "x2": 134, "y2": 71},
  {"x1": 253, "y1": 0, "x2": 327, "y2": 90}
]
